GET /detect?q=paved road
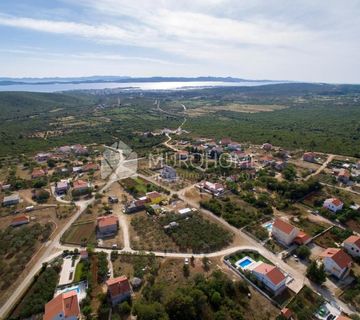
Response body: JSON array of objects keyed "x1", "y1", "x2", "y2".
[
  {"x1": 1, "y1": 148, "x2": 355, "y2": 317},
  {"x1": 0, "y1": 148, "x2": 127, "y2": 319}
]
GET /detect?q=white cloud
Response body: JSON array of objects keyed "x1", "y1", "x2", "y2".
[{"x1": 0, "y1": 0, "x2": 359, "y2": 82}]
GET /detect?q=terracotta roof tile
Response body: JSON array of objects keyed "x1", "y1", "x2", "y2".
[
  {"x1": 253, "y1": 262, "x2": 286, "y2": 285},
  {"x1": 73, "y1": 179, "x2": 88, "y2": 189},
  {"x1": 97, "y1": 215, "x2": 118, "y2": 228},
  {"x1": 44, "y1": 290, "x2": 80, "y2": 320},
  {"x1": 344, "y1": 235, "x2": 360, "y2": 247},
  {"x1": 106, "y1": 276, "x2": 131, "y2": 298},
  {"x1": 281, "y1": 307, "x2": 293, "y2": 319},
  {"x1": 273, "y1": 218, "x2": 296, "y2": 235},
  {"x1": 321, "y1": 248, "x2": 352, "y2": 269}
]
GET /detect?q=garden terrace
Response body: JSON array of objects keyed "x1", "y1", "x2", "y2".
[
  {"x1": 159, "y1": 212, "x2": 233, "y2": 253},
  {"x1": 314, "y1": 226, "x2": 353, "y2": 248},
  {"x1": 287, "y1": 286, "x2": 324, "y2": 320},
  {"x1": 200, "y1": 197, "x2": 264, "y2": 228}
]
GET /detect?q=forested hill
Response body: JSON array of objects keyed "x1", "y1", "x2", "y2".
[{"x1": 0, "y1": 81, "x2": 359, "y2": 157}]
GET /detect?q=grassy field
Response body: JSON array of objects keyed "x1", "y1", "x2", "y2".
[
  {"x1": 62, "y1": 220, "x2": 96, "y2": 245},
  {"x1": 130, "y1": 213, "x2": 179, "y2": 252},
  {"x1": 314, "y1": 226, "x2": 353, "y2": 248},
  {"x1": 290, "y1": 216, "x2": 328, "y2": 237}
]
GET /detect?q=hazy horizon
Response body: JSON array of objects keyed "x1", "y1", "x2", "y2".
[{"x1": 0, "y1": 1, "x2": 359, "y2": 83}]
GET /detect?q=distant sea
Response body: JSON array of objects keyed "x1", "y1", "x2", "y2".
[{"x1": 0, "y1": 81, "x2": 281, "y2": 93}]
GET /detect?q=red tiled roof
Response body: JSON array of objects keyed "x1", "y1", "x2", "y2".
[
  {"x1": 44, "y1": 290, "x2": 80, "y2": 320},
  {"x1": 281, "y1": 307, "x2": 293, "y2": 319},
  {"x1": 324, "y1": 197, "x2": 343, "y2": 207},
  {"x1": 253, "y1": 262, "x2": 286, "y2": 285},
  {"x1": 273, "y1": 218, "x2": 296, "y2": 235},
  {"x1": 73, "y1": 179, "x2": 88, "y2": 189},
  {"x1": 320, "y1": 248, "x2": 352, "y2": 269},
  {"x1": 32, "y1": 168, "x2": 46, "y2": 178},
  {"x1": 82, "y1": 163, "x2": 98, "y2": 172},
  {"x1": 294, "y1": 231, "x2": 311, "y2": 245},
  {"x1": 106, "y1": 276, "x2": 131, "y2": 298},
  {"x1": 146, "y1": 191, "x2": 162, "y2": 199},
  {"x1": 177, "y1": 150, "x2": 189, "y2": 157},
  {"x1": 97, "y1": 215, "x2": 118, "y2": 228},
  {"x1": 338, "y1": 169, "x2": 350, "y2": 177},
  {"x1": 337, "y1": 316, "x2": 351, "y2": 320},
  {"x1": 11, "y1": 215, "x2": 29, "y2": 225},
  {"x1": 344, "y1": 235, "x2": 360, "y2": 248},
  {"x1": 303, "y1": 152, "x2": 316, "y2": 157}
]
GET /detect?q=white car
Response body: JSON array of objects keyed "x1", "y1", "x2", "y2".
[{"x1": 184, "y1": 258, "x2": 189, "y2": 265}]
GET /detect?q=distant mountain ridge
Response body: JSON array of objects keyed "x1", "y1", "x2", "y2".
[{"x1": 0, "y1": 76, "x2": 282, "y2": 86}]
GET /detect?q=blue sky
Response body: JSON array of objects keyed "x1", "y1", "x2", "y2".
[{"x1": 0, "y1": 0, "x2": 359, "y2": 83}]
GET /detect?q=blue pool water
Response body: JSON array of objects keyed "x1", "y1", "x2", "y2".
[
  {"x1": 239, "y1": 258, "x2": 252, "y2": 268},
  {"x1": 62, "y1": 286, "x2": 80, "y2": 294},
  {"x1": 263, "y1": 222, "x2": 273, "y2": 231}
]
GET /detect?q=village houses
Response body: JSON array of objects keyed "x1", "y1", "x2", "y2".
[
  {"x1": 106, "y1": 276, "x2": 131, "y2": 306},
  {"x1": 323, "y1": 198, "x2": 344, "y2": 213},
  {"x1": 251, "y1": 262, "x2": 287, "y2": 296},
  {"x1": 342, "y1": 235, "x2": 360, "y2": 258},
  {"x1": 320, "y1": 248, "x2": 352, "y2": 279},
  {"x1": 96, "y1": 215, "x2": 119, "y2": 238},
  {"x1": 43, "y1": 290, "x2": 80, "y2": 320}
]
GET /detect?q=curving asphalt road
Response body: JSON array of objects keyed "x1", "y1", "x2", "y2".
[{"x1": 0, "y1": 148, "x2": 355, "y2": 318}]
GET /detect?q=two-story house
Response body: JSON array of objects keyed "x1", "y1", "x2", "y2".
[
  {"x1": 271, "y1": 218, "x2": 299, "y2": 246},
  {"x1": 251, "y1": 262, "x2": 287, "y2": 296},
  {"x1": 96, "y1": 215, "x2": 119, "y2": 238},
  {"x1": 106, "y1": 276, "x2": 131, "y2": 306},
  {"x1": 320, "y1": 248, "x2": 352, "y2": 279},
  {"x1": 343, "y1": 235, "x2": 360, "y2": 258},
  {"x1": 44, "y1": 290, "x2": 80, "y2": 320}
]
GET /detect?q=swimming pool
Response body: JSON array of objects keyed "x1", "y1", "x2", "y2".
[
  {"x1": 61, "y1": 285, "x2": 80, "y2": 294},
  {"x1": 235, "y1": 256, "x2": 256, "y2": 270},
  {"x1": 239, "y1": 258, "x2": 252, "y2": 268},
  {"x1": 263, "y1": 222, "x2": 273, "y2": 232}
]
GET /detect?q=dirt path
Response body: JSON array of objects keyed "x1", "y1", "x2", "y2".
[{"x1": 305, "y1": 154, "x2": 334, "y2": 181}]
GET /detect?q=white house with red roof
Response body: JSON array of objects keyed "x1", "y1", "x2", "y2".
[
  {"x1": 198, "y1": 181, "x2": 224, "y2": 196},
  {"x1": 323, "y1": 198, "x2": 344, "y2": 213},
  {"x1": 320, "y1": 248, "x2": 352, "y2": 279},
  {"x1": 96, "y1": 215, "x2": 119, "y2": 238},
  {"x1": 343, "y1": 235, "x2": 360, "y2": 258},
  {"x1": 251, "y1": 262, "x2": 287, "y2": 296},
  {"x1": 337, "y1": 168, "x2": 351, "y2": 184},
  {"x1": 106, "y1": 276, "x2": 131, "y2": 306},
  {"x1": 43, "y1": 290, "x2": 80, "y2": 320},
  {"x1": 272, "y1": 218, "x2": 300, "y2": 246}
]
